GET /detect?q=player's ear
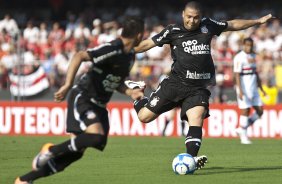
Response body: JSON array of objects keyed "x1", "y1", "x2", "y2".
[
  {"x1": 182, "y1": 11, "x2": 185, "y2": 19},
  {"x1": 135, "y1": 33, "x2": 143, "y2": 44},
  {"x1": 137, "y1": 32, "x2": 143, "y2": 40}
]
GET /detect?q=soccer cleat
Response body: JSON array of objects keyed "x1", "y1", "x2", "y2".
[
  {"x1": 194, "y1": 155, "x2": 208, "y2": 170},
  {"x1": 32, "y1": 143, "x2": 54, "y2": 170},
  {"x1": 124, "y1": 80, "x2": 146, "y2": 89},
  {"x1": 14, "y1": 177, "x2": 32, "y2": 184},
  {"x1": 236, "y1": 128, "x2": 252, "y2": 144},
  {"x1": 240, "y1": 138, "x2": 252, "y2": 144}
]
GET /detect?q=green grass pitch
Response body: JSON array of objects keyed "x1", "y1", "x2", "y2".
[{"x1": 1, "y1": 136, "x2": 282, "y2": 184}]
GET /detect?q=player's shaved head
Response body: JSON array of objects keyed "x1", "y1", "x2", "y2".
[{"x1": 184, "y1": 1, "x2": 202, "y2": 13}]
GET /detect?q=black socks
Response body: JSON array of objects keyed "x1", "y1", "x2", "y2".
[
  {"x1": 133, "y1": 97, "x2": 148, "y2": 113},
  {"x1": 185, "y1": 126, "x2": 202, "y2": 157}
]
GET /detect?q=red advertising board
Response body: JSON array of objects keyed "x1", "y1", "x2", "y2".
[{"x1": 0, "y1": 101, "x2": 281, "y2": 138}]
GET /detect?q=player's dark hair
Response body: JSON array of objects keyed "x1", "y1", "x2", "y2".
[
  {"x1": 184, "y1": 1, "x2": 202, "y2": 12},
  {"x1": 243, "y1": 37, "x2": 254, "y2": 44},
  {"x1": 121, "y1": 16, "x2": 144, "y2": 38}
]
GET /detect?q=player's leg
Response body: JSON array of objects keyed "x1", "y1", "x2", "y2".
[
  {"x1": 162, "y1": 109, "x2": 176, "y2": 136},
  {"x1": 236, "y1": 108, "x2": 252, "y2": 144},
  {"x1": 33, "y1": 88, "x2": 108, "y2": 165},
  {"x1": 16, "y1": 90, "x2": 109, "y2": 183},
  {"x1": 180, "y1": 108, "x2": 186, "y2": 137},
  {"x1": 180, "y1": 120, "x2": 185, "y2": 136},
  {"x1": 16, "y1": 150, "x2": 84, "y2": 184},
  {"x1": 237, "y1": 105, "x2": 263, "y2": 144},
  {"x1": 250, "y1": 105, "x2": 263, "y2": 124},
  {"x1": 185, "y1": 106, "x2": 206, "y2": 155},
  {"x1": 34, "y1": 104, "x2": 109, "y2": 168},
  {"x1": 17, "y1": 123, "x2": 106, "y2": 183},
  {"x1": 18, "y1": 123, "x2": 108, "y2": 183},
  {"x1": 46, "y1": 123, "x2": 107, "y2": 157},
  {"x1": 124, "y1": 80, "x2": 157, "y2": 122},
  {"x1": 181, "y1": 89, "x2": 210, "y2": 169},
  {"x1": 238, "y1": 108, "x2": 251, "y2": 128},
  {"x1": 185, "y1": 106, "x2": 208, "y2": 170},
  {"x1": 235, "y1": 92, "x2": 253, "y2": 144},
  {"x1": 132, "y1": 78, "x2": 179, "y2": 123},
  {"x1": 248, "y1": 93, "x2": 264, "y2": 127},
  {"x1": 135, "y1": 101, "x2": 159, "y2": 123}
]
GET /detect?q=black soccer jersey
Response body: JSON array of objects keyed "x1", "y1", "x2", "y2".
[
  {"x1": 152, "y1": 17, "x2": 228, "y2": 87},
  {"x1": 77, "y1": 38, "x2": 135, "y2": 104}
]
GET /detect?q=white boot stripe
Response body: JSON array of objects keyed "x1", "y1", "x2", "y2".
[
  {"x1": 47, "y1": 161, "x2": 57, "y2": 173},
  {"x1": 70, "y1": 137, "x2": 78, "y2": 151}
]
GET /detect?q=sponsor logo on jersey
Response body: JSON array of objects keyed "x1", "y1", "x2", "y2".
[
  {"x1": 156, "y1": 30, "x2": 169, "y2": 42},
  {"x1": 186, "y1": 70, "x2": 211, "y2": 79},
  {"x1": 182, "y1": 40, "x2": 210, "y2": 55},
  {"x1": 86, "y1": 110, "x2": 96, "y2": 119},
  {"x1": 102, "y1": 74, "x2": 122, "y2": 92},
  {"x1": 172, "y1": 27, "x2": 181, "y2": 30},
  {"x1": 200, "y1": 25, "x2": 208, "y2": 33},
  {"x1": 93, "y1": 49, "x2": 122, "y2": 63},
  {"x1": 150, "y1": 96, "x2": 160, "y2": 107}
]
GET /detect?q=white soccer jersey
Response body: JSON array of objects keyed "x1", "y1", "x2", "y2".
[{"x1": 233, "y1": 51, "x2": 262, "y2": 108}]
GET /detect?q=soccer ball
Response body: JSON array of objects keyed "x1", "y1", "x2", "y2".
[{"x1": 172, "y1": 153, "x2": 196, "y2": 175}]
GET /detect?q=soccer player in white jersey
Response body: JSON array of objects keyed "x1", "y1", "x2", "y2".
[{"x1": 233, "y1": 37, "x2": 266, "y2": 144}]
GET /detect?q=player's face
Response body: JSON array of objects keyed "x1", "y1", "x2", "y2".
[
  {"x1": 243, "y1": 41, "x2": 254, "y2": 53},
  {"x1": 182, "y1": 7, "x2": 201, "y2": 31}
]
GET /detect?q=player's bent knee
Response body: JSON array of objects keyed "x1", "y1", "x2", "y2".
[
  {"x1": 138, "y1": 108, "x2": 157, "y2": 123},
  {"x1": 137, "y1": 114, "x2": 155, "y2": 123},
  {"x1": 90, "y1": 134, "x2": 107, "y2": 151}
]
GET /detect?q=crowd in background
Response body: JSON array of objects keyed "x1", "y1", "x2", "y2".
[{"x1": 0, "y1": 0, "x2": 281, "y2": 103}]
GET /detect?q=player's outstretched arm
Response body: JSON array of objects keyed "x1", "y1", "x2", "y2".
[
  {"x1": 225, "y1": 14, "x2": 274, "y2": 32},
  {"x1": 54, "y1": 51, "x2": 91, "y2": 102},
  {"x1": 134, "y1": 39, "x2": 156, "y2": 53},
  {"x1": 256, "y1": 73, "x2": 266, "y2": 96}
]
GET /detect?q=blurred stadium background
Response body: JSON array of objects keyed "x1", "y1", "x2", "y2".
[
  {"x1": 1, "y1": 1, "x2": 282, "y2": 184},
  {"x1": 0, "y1": 0, "x2": 281, "y2": 102}
]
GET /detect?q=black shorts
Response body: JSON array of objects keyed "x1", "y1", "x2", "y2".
[
  {"x1": 66, "y1": 87, "x2": 109, "y2": 135},
  {"x1": 146, "y1": 77, "x2": 211, "y2": 121}
]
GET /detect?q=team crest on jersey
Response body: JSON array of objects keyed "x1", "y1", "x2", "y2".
[
  {"x1": 150, "y1": 96, "x2": 160, "y2": 107},
  {"x1": 86, "y1": 110, "x2": 96, "y2": 120},
  {"x1": 201, "y1": 25, "x2": 208, "y2": 33}
]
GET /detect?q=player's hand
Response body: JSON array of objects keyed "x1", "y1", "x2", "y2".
[
  {"x1": 54, "y1": 84, "x2": 71, "y2": 102},
  {"x1": 130, "y1": 88, "x2": 144, "y2": 101},
  {"x1": 262, "y1": 90, "x2": 267, "y2": 97},
  {"x1": 258, "y1": 14, "x2": 275, "y2": 24}
]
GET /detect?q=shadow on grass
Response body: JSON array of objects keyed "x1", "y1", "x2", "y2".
[{"x1": 196, "y1": 166, "x2": 282, "y2": 175}]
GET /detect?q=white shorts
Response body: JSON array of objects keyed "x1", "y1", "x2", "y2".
[{"x1": 236, "y1": 91, "x2": 263, "y2": 109}]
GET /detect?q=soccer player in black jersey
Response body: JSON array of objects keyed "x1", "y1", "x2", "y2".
[
  {"x1": 15, "y1": 16, "x2": 145, "y2": 184},
  {"x1": 132, "y1": 1, "x2": 274, "y2": 170}
]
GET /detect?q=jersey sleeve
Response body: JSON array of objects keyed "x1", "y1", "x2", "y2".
[
  {"x1": 151, "y1": 25, "x2": 173, "y2": 47},
  {"x1": 233, "y1": 54, "x2": 242, "y2": 73},
  {"x1": 208, "y1": 18, "x2": 228, "y2": 36},
  {"x1": 87, "y1": 43, "x2": 118, "y2": 65}
]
